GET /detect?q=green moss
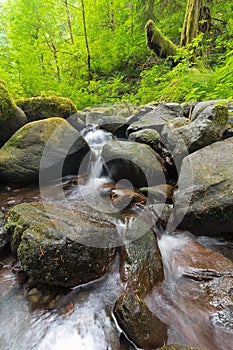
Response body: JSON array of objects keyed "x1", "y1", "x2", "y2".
[
  {"x1": 213, "y1": 103, "x2": 229, "y2": 126},
  {"x1": 0, "y1": 81, "x2": 16, "y2": 122},
  {"x1": 17, "y1": 96, "x2": 77, "y2": 122},
  {"x1": 145, "y1": 20, "x2": 177, "y2": 59}
]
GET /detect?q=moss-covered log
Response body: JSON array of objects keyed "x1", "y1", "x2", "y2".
[
  {"x1": 145, "y1": 20, "x2": 177, "y2": 60},
  {"x1": 180, "y1": 0, "x2": 203, "y2": 47}
]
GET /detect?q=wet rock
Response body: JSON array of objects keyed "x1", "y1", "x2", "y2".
[
  {"x1": 101, "y1": 140, "x2": 166, "y2": 188},
  {"x1": 127, "y1": 103, "x2": 184, "y2": 135},
  {"x1": 120, "y1": 227, "x2": 164, "y2": 297},
  {"x1": 173, "y1": 137, "x2": 233, "y2": 236},
  {"x1": 162, "y1": 104, "x2": 229, "y2": 155},
  {"x1": 0, "y1": 82, "x2": 27, "y2": 147},
  {"x1": 0, "y1": 118, "x2": 90, "y2": 184},
  {"x1": 113, "y1": 292, "x2": 168, "y2": 349},
  {"x1": 205, "y1": 276, "x2": 233, "y2": 336},
  {"x1": 17, "y1": 96, "x2": 77, "y2": 122},
  {"x1": 148, "y1": 203, "x2": 173, "y2": 229},
  {"x1": 173, "y1": 238, "x2": 233, "y2": 280},
  {"x1": 5, "y1": 202, "x2": 116, "y2": 287},
  {"x1": 139, "y1": 184, "x2": 174, "y2": 204},
  {"x1": 110, "y1": 189, "x2": 146, "y2": 209}
]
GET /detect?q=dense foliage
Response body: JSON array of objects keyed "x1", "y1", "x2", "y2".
[{"x1": 0, "y1": 0, "x2": 232, "y2": 109}]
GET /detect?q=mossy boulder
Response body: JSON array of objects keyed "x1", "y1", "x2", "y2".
[
  {"x1": 0, "y1": 117, "x2": 90, "y2": 184},
  {"x1": 5, "y1": 202, "x2": 116, "y2": 287},
  {"x1": 120, "y1": 226, "x2": 164, "y2": 298},
  {"x1": 17, "y1": 96, "x2": 77, "y2": 122},
  {"x1": 173, "y1": 137, "x2": 233, "y2": 236},
  {"x1": 101, "y1": 140, "x2": 166, "y2": 188},
  {"x1": 0, "y1": 82, "x2": 27, "y2": 147},
  {"x1": 113, "y1": 292, "x2": 168, "y2": 349}
]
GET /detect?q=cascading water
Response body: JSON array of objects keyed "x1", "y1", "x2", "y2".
[{"x1": 81, "y1": 124, "x2": 113, "y2": 180}]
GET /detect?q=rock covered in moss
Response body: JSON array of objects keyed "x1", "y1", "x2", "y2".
[
  {"x1": 113, "y1": 292, "x2": 168, "y2": 349},
  {"x1": 5, "y1": 202, "x2": 116, "y2": 287},
  {"x1": 0, "y1": 117, "x2": 90, "y2": 184},
  {"x1": 17, "y1": 96, "x2": 77, "y2": 122},
  {"x1": 0, "y1": 81, "x2": 27, "y2": 147},
  {"x1": 101, "y1": 140, "x2": 166, "y2": 188},
  {"x1": 173, "y1": 137, "x2": 233, "y2": 236}
]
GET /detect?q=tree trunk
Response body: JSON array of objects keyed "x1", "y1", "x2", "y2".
[
  {"x1": 64, "y1": 0, "x2": 75, "y2": 45},
  {"x1": 81, "y1": 0, "x2": 92, "y2": 81},
  {"x1": 180, "y1": 0, "x2": 203, "y2": 47}
]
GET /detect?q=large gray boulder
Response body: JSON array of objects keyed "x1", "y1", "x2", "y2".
[
  {"x1": 173, "y1": 137, "x2": 233, "y2": 236},
  {"x1": 101, "y1": 140, "x2": 166, "y2": 188},
  {"x1": 190, "y1": 99, "x2": 232, "y2": 121},
  {"x1": 162, "y1": 103, "x2": 229, "y2": 154},
  {"x1": 0, "y1": 82, "x2": 27, "y2": 147},
  {"x1": 127, "y1": 103, "x2": 184, "y2": 135},
  {"x1": 5, "y1": 202, "x2": 116, "y2": 287},
  {"x1": 0, "y1": 117, "x2": 90, "y2": 184}
]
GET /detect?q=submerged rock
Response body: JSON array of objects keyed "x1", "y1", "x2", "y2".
[
  {"x1": 101, "y1": 140, "x2": 166, "y2": 188},
  {"x1": 0, "y1": 81, "x2": 27, "y2": 147},
  {"x1": 110, "y1": 188, "x2": 146, "y2": 209},
  {"x1": 139, "y1": 184, "x2": 174, "y2": 204},
  {"x1": 5, "y1": 202, "x2": 116, "y2": 287},
  {"x1": 17, "y1": 96, "x2": 77, "y2": 122},
  {"x1": 113, "y1": 292, "x2": 168, "y2": 349},
  {"x1": 173, "y1": 137, "x2": 233, "y2": 236},
  {"x1": 0, "y1": 117, "x2": 90, "y2": 184}
]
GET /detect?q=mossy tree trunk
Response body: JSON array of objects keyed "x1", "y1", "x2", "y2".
[
  {"x1": 145, "y1": 20, "x2": 177, "y2": 60},
  {"x1": 180, "y1": 0, "x2": 203, "y2": 47}
]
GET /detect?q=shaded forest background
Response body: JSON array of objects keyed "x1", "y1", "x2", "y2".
[{"x1": 0, "y1": 0, "x2": 232, "y2": 109}]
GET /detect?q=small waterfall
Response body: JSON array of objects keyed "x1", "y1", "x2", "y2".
[{"x1": 81, "y1": 125, "x2": 113, "y2": 179}]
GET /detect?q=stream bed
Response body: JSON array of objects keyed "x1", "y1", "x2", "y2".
[{"x1": 0, "y1": 126, "x2": 233, "y2": 350}]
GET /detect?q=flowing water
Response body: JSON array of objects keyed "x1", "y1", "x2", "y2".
[{"x1": 0, "y1": 125, "x2": 232, "y2": 350}]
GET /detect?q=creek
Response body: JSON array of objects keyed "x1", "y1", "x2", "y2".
[{"x1": 0, "y1": 126, "x2": 232, "y2": 350}]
